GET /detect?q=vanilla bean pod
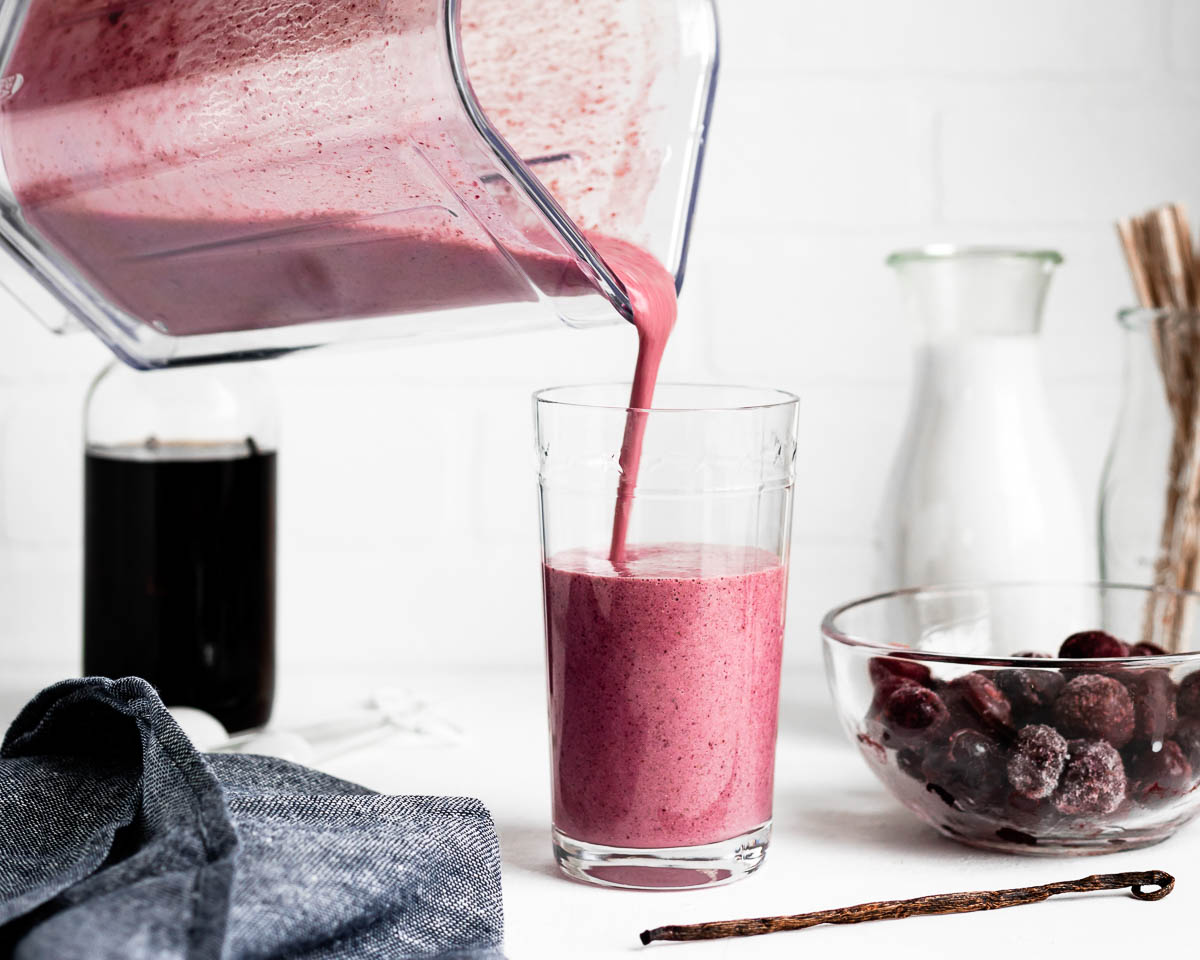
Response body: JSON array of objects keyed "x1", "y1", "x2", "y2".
[{"x1": 639, "y1": 870, "x2": 1174, "y2": 945}]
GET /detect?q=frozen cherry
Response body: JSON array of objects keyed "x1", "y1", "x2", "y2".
[
  {"x1": 994, "y1": 668, "x2": 1064, "y2": 723},
  {"x1": 1122, "y1": 670, "x2": 1177, "y2": 744},
  {"x1": 1053, "y1": 739, "x2": 1127, "y2": 816},
  {"x1": 1128, "y1": 740, "x2": 1194, "y2": 803},
  {"x1": 1177, "y1": 672, "x2": 1200, "y2": 720},
  {"x1": 1007, "y1": 724, "x2": 1068, "y2": 800},
  {"x1": 947, "y1": 673, "x2": 1013, "y2": 737},
  {"x1": 1130, "y1": 641, "x2": 1168, "y2": 657},
  {"x1": 880, "y1": 683, "x2": 949, "y2": 745},
  {"x1": 869, "y1": 656, "x2": 932, "y2": 689},
  {"x1": 1059, "y1": 631, "x2": 1130, "y2": 659},
  {"x1": 869, "y1": 675, "x2": 918, "y2": 719},
  {"x1": 1053, "y1": 674, "x2": 1135, "y2": 748},
  {"x1": 1174, "y1": 718, "x2": 1200, "y2": 767},
  {"x1": 924, "y1": 729, "x2": 1006, "y2": 807}
]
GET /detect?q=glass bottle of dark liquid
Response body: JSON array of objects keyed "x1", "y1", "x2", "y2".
[{"x1": 83, "y1": 362, "x2": 279, "y2": 732}]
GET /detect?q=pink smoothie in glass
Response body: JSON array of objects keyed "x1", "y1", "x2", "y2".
[{"x1": 543, "y1": 543, "x2": 787, "y2": 849}]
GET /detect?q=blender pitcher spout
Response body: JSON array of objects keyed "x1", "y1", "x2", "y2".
[{"x1": 444, "y1": 0, "x2": 718, "y2": 328}]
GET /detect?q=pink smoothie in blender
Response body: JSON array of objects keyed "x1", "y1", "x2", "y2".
[{"x1": 0, "y1": 0, "x2": 688, "y2": 349}]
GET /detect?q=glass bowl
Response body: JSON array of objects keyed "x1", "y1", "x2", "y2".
[{"x1": 822, "y1": 583, "x2": 1200, "y2": 855}]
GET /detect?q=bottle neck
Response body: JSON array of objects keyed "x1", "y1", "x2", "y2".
[{"x1": 890, "y1": 250, "x2": 1057, "y2": 339}]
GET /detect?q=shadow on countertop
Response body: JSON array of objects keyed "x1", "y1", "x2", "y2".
[
  {"x1": 496, "y1": 822, "x2": 563, "y2": 881},
  {"x1": 774, "y1": 783, "x2": 963, "y2": 858}
]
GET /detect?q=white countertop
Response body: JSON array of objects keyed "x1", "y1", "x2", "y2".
[{"x1": 2, "y1": 665, "x2": 1195, "y2": 957}]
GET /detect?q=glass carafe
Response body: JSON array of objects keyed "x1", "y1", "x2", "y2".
[
  {"x1": 878, "y1": 247, "x2": 1090, "y2": 591},
  {"x1": 0, "y1": 0, "x2": 718, "y2": 367}
]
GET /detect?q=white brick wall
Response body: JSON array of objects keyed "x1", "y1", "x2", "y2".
[
  {"x1": 733, "y1": 0, "x2": 1160, "y2": 77},
  {"x1": 1, "y1": 0, "x2": 1197, "y2": 677}
]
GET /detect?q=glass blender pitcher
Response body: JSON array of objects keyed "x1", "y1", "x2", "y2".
[{"x1": 0, "y1": 0, "x2": 718, "y2": 367}]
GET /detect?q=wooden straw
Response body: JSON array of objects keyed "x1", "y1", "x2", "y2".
[
  {"x1": 1117, "y1": 218, "x2": 1156, "y2": 309},
  {"x1": 1157, "y1": 208, "x2": 1191, "y2": 308},
  {"x1": 1172, "y1": 204, "x2": 1196, "y2": 306},
  {"x1": 1119, "y1": 204, "x2": 1200, "y2": 650}
]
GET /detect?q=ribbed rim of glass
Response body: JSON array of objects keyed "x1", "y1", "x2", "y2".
[
  {"x1": 821, "y1": 580, "x2": 1200, "y2": 667},
  {"x1": 885, "y1": 245, "x2": 1063, "y2": 267},
  {"x1": 1117, "y1": 306, "x2": 1200, "y2": 331},
  {"x1": 534, "y1": 383, "x2": 799, "y2": 414}
]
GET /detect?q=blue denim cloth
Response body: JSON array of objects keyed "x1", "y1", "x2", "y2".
[{"x1": 0, "y1": 678, "x2": 505, "y2": 960}]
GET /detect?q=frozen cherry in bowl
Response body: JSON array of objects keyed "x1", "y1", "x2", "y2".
[
  {"x1": 1127, "y1": 741, "x2": 1194, "y2": 804},
  {"x1": 1177, "y1": 672, "x2": 1200, "y2": 720},
  {"x1": 879, "y1": 684, "x2": 949, "y2": 746},
  {"x1": 1121, "y1": 670, "x2": 1177, "y2": 744},
  {"x1": 1060, "y1": 631, "x2": 1131, "y2": 659},
  {"x1": 1130, "y1": 641, "x2": 1169, "y2": 657},
  {"x1": 823, "y1": 582, "x2": 1200, "y2": 855},
  {"x1": 868, "y1": 674, "x2": 917, "y2": 719},
  {"x1": 869, "y1": 655, "x2": 932, "y2": 688},
  {"x1": 1054, "y1": 739, "x2": 1127, "y2": 816},
  {"x1": 1007, "y1": 724, "x2": 1068, "y2": 800},
  {"x1": 946, "y1": 673, "x2": 1013, "y2": 737},
  {"x1": 924, "y1": 729, "x2": 1007, "y2": 809},
  {"x1": 1053, "y1": 675, "x2": 1135, "y2": 748},
  {"x1": 1174, "y1": 718, "x2": 1200, "y2": 767},
  {"x1": 994, "y1": 668, "x2": 1064, "y2": 724}
]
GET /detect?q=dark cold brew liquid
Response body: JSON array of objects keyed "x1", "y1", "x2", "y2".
[{"x1": 84, "y1": 443, "x2": 276, "y2": 732}]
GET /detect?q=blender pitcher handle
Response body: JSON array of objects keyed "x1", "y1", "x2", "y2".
[{"x1": 442, "y1": 0, "x2": 719, "y2": 326}]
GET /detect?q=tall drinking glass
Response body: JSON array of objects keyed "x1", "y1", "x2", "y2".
[{"x1": 535, "y1": 384, "x2": 798, "y2": 890}]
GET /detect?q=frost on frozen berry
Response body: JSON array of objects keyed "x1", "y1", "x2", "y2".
[
  {"x1": 1128, "y1": 740, "x2": 1194, "y2": 804},
  {"x1": 1121, "y1": 670, "x2": 1177, "y2": 744},
  {"x1": 1053, "y1": 739, "x2": 1127, "y2": 815},
  {"x1": 924, "y1": 729, "x2": 1006, "y2": 807},
  {"x1": 1052, "y1": 674, "x2": 1136, "y2": 748},
  {"x1": 1177, "y1": 672, "x2": 1200, "y2": 721},
  {"x1": 994, "y1": 668, "x2": 1064, "y2": 723},
  {"x1": 946, "y1": 672, "x2": 1013, "y2": 737},
  {"x1": 869, "y1": 655, "x2": 932, "y2": 689},
  {"x1": 1007, "y1": 724, "x2": 1068, "y2": 800},
  {"x1": 880, "y1": 683, "x2": 949, "y2": 745},
  {"x1": 1059, "y1": 631, "x2": 1130, "y2": 660}
]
